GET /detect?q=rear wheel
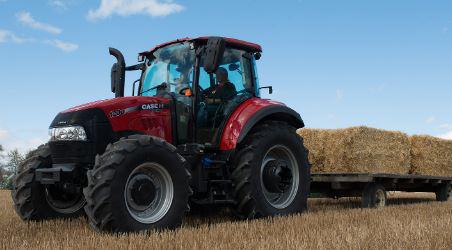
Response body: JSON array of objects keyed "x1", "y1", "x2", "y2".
[
  {"x1": 436, "y1": 183, "x2": 451, "y2": 202},
  {"x1": 362, "y1": 183, "x2": 387, "y2": 208},
  {"x1": 232, "y1": 121, "x2": 310, "y2": 219},
  {"x1": 83, "y1": 135, "x2": 192, "y2": 233},
  {"x1": 11, "y1": 144, "x2": 85, "y2": 221}
]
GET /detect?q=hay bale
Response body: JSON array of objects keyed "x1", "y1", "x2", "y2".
[
  {"x1": 410, "y1": 135, "x2": 452, "y2": 177},
  {"x1": 297, "y1": 126, "x2": 411, "y2": 174}
]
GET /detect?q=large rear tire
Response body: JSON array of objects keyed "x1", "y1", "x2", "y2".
[
  {"x1": 11, "y1": 144, "x2": 85, "y2": 221},
  {"x1": 231, "y1": 121, "x2": 310, "y2": 219},
  {"x1": 83, "y1": 135, "x2": 192, "y2": 233}
]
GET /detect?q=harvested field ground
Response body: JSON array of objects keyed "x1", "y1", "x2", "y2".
[{"x1": 1, "y1": 191, "x2": 451, "y2": 249}]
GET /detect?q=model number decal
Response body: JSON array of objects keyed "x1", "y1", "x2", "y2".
[{"x1": 109, "y1": 109, "x2": 125, "y2": 118}]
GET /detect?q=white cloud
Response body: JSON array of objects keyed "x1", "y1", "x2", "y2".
[
  {"x1": 439, "y1": 124, "x2": 451, "y2": 129},
  {"x1": 49, "y1": 0, "x2": 68, "y2": 9},
  {"x1": 49, "y1": 0, "x2": 78, "y2": 10},
  {"x1": 16, "y1": 11, "x2": 62, "y2": 34},
  {"x1": 45, "y1": 39, "x2": 79, "y2": 52},
  {"x1": 87, "y1": 0, "x2": 185, "y2": 21},
  {"x1": 0, "y1": 29, "x2": 31, "y2": 44},
  {"x1": 439, "y1": 131, "x2": 452, "y2": 140},
  {"x1": 0, "y1": 128, "x2": 9, "y2": 140},
  {"x1": 0, "y1": 127, "x2": 49, "y2": 155},
  {"x1": 3, "y1": 137, "x2": 49, "y2": 155},
  {"x1": 426, "y1": 116, "x2": 436, "y2": 124}
]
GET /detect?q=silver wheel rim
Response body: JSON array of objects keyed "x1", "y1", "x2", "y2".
[
  {"x1": 124, "y1": 163, "x2": 173, "y2": 224},
  {"x1": 375, "y1": 189, "x2": 386, "y2": 208},
  {"x1": 45, "y1": 188, "x2": 86, "y2": 214},
  {"x1": 260, "y1": 145, "x2": 300, "y2": 209}
]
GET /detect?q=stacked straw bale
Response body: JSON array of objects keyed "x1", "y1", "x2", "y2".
[
  {"x1": 297, "y1": 126, "x2": 411, "y2": 174},
  {"x1": 410, "y1": 135, "x2": 452, "y2": 176}
]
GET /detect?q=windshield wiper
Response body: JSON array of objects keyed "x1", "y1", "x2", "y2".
[{"x1": 140, "y1": 82, "x2": 168, "y2": 95}]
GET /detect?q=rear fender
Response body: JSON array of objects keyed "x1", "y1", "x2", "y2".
[{"x1": 219, "y1": 98, "x2": 304, "y2": 150}]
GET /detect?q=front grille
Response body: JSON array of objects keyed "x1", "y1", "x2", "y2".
[
  {"x1": 49, "y1": 141, "x2": 96, "y2": 164},
  {"x1": 49, "y1": 108, "x2": 116, "y2": 166}
]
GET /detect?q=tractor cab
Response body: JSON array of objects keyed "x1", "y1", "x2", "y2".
[{"x1": 112, "y1": 37, "x2": 263, "y2": 146}]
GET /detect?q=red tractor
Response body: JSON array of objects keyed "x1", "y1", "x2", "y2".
[{"x1": 12, "y1": 37, "x2": 310, "y2": 233}]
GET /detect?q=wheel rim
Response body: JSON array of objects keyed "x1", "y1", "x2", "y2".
[
  {"x1": 260, "y1": 145, "x2": 299, "y2": 209},
  {"x1": 45, "y1": 186, "x2": 86, "y2": 214},
  {"x1": 124, "y1": 162, "x2": 173, "y2": 224},
  {"x1": 374, "y1": 189, "x2": 386, "y2": 208}
]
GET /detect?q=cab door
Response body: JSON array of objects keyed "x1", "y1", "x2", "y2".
[{"x1": 196, "y1": 48, "x2": 256, "y2": 144}]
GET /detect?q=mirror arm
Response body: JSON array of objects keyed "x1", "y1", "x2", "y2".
[
  {"x1": 132, "y1": 79, "x2": 140, "y2": 96},
  {"x1": 259, "y1": 86, "x2": 273, "y2": 94},
  {"x1": 126, "y1": 63, "x2": 145, "y2": 71}
]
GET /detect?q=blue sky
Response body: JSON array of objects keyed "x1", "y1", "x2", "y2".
[{"x1": 0, "y1": 0, "x2": 451, "y2": 153}]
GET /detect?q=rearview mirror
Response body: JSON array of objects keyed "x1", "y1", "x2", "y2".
[{"x1": 203, "y1": 37, "x2": 226, "y2": 74}]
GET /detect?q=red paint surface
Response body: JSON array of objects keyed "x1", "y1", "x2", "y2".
[
  {"x1": 63, "y1": 96, "x2": 173, "y2": 143},
  {"x1": 219, "y1": 98, "x2": 286, "y2": 150},
  {"x1": 143, "y1": 36, "x2": 262, "y2": 54}
]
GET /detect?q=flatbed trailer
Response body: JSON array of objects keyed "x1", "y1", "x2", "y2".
[{"x1": 310, "y1": 173, "x2": 452, "y2": 208}]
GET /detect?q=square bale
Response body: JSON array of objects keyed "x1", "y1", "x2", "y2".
[
  {"x1": 410, "y1": 135, "x2": 452, "y2": 177},
  {"x1": 297, "y1": 126, "x2": 411, "y2": 174}
]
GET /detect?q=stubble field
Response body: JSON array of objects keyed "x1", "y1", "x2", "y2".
[{"x1": 0, "y1": 190, "x2": 451, "y2": 249}]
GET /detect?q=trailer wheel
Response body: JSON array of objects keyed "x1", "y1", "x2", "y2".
[
  {"x1": 436, "y1": 183, "x2": 451, "y2": 202},
  {"x1": 362, "y1": 183, "x2": 387, "y2": 208},
  {"x1": 232, "y1": 121, "x2": 310, "y2": 219},
  {"x1": 11, "y1": 144, "x2": 85, "y2": 221},
  {"x1": 83, "y1": 135, "x2": 192, "y2": 233}
]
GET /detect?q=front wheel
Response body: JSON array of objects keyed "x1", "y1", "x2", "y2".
[
  {"x1": 83, "y1": 135, "x2": 192, "y2": 233},
  {"x1": 232, "y1": 121, "x2": 311, "y2": 219},
  {"x1": 12, "y1": 144, "x2": 85, "y2": 221}
]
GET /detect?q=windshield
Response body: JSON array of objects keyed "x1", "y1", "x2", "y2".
[{"x1": 141, "y1": 42, "x2": 195, "y2": 96}]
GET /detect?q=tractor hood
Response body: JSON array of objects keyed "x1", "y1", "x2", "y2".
[
  {"x1": 61, "y1": 96, "x2": 169, "y2": 115},
  {"x1": 51, "y1": 96, "x2": 172, "y2": 131},
  {"x1": 50, "y1": 95, "x2": 173, "y2": 144},
  {"x1": 48, "y1": 96, "x2": 173, "y2": 163}
]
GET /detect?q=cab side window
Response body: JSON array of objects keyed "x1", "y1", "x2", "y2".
[{"x1": 196, "y1": 48, "x2": 256, "y2": 144}]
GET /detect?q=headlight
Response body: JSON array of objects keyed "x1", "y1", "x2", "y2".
[{"x1": 49, "y1": 126, "x2": 88, "y2": 141}]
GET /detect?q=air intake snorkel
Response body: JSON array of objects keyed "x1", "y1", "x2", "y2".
[{"x1": 109, "y1": 47, "x2": 126, "y2": 98}]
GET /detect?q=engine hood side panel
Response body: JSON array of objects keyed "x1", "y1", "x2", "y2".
[{"x1": 54, "y1": 96, "x2": 173, "y2": 143}]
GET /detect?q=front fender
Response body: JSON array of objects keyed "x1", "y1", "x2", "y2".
[{"x1": 219, "y1": 98, "x2": 304, "y2": 150}]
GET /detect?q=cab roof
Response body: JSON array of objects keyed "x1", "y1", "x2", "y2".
[{"x1": 143, "y1": 36, "x2": 262, "y2": 55}]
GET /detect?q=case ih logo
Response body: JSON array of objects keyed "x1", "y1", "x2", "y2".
[{"x1": 141, "y1": 103, "x2": 165, "y2": 111}]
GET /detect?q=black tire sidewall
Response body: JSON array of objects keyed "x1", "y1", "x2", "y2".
[
  {"x1": 247, "y1": 127, "x2": 310, "y2": 216},
  {"x1": 363, "y1": 184, "x2": 386, "y2": 208},
  {"x1": 13, "y1": 145, "x2": 85, "y2": 219},
  {"x1": 109, "y1": 144, "x2": 188, "y2": 231}
]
